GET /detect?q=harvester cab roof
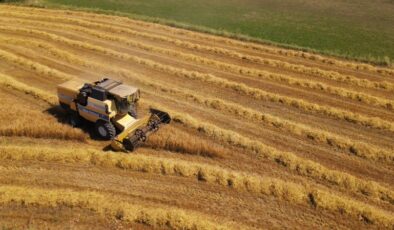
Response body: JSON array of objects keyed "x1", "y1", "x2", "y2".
[{"x1": 90, "y1": 78, "x2": 140, "y2": 102}]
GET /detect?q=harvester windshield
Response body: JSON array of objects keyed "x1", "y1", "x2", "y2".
[
  {"x1": 115, "y1": 91, "x2": 140, "y2": 115},
  {"x1": 116, "y1": 97, "x2": 130, "y2": 115},
  {"x1": 106, "y1": 81, "x2": 140, "y2": 116},
  {"x1": 127, "y1": 91, "x2": 140, "y2": 103}
]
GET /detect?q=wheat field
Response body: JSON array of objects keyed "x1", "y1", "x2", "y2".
[{"x1": 0, "y1": 5, "x2": 393, "y2": 229}]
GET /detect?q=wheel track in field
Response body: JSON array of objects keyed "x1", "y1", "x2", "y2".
[
  {"x1": 1, "y1": 26, "x2": 393, "y2": 133},
  {"x1": 3, "y1": 5, "x2": 394, "y2": 78}
]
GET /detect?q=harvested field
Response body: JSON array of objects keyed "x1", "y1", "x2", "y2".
[{"x1": 0, "y1": 5, "x2": 393, "y2": 229}]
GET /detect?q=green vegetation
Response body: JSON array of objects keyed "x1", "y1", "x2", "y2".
[{"x1": 5, "y1": 0, "x2": 394, "y2": 65}]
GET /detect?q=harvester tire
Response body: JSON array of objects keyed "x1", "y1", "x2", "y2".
[
  {"x1": 95, "y1": 121, "x2": 116, "y2": 140},
  {"x1": 69, "y1": 112, "x2": 82, "y2": 127}
]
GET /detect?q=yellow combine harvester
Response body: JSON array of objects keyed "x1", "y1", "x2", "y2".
[{"x1": 57, "y1": 78, "x2": 171, "y2": 152}]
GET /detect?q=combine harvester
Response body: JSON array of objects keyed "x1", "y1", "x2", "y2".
[{"x1": 57, "y1": 78, "x2": 171, "y2": 152}]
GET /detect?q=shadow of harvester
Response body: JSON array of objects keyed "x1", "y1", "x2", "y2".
[{"x1": 45, "y1": 105, "x2": 106, "y2": 142}]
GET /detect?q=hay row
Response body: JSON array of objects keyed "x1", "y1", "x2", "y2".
[
  {"x1": 0, "y1": 73, "x2": 85, "y2": 141},
  {"x1": 4, "y1": 16, "x2": 391, "y2": 109},
  {"x1": 0, "y1": 26, "x2": 391, "y2": 132},
  {"x1": 2, "y1": 37, "x2": 392, "y2": 164},
  {"x1": 146, "y1": 86, "x2": 394, "y2": 164},
  {"x1": 0, "y1": 75, "x2": 392, "y2": 209},
  {"x1": 0, "y1": 49, "x2": 71, "y2": 81},
  {"x1": 0, "y1": 106, "x2": 85, "y2": 141},
  {"x1": 1, "y1": 28, "x2": 393, "y2": 204},
  {"x1": 0, "y1": 72, "x2": 57, "y2": 105},
  {"x1": 0, "y1": 145, "x2": 393, "y2": 227},
  {"x1": 146, "y1": 102, "x2": 394, "y2": 205},
  {"x1": 3, "y1": 11, "x2": 394, "y2": 92},
  {"x1": 0, "y1": 184, "x2": 229, "y2": 230},
  {"x1": 2, "y1": 7, "x2": 393, "y2": 77}
]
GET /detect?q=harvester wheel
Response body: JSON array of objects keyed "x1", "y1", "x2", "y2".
[
  {"x1": 69, "y1": 112, "x2": 82, "y2": 127},
  {"x1": 95, "y1": 121, "x2": 116, "y2": 140}
]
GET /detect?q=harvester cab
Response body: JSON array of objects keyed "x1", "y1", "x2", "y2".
[{"x1": 57, "y1": 78, "x2": 171, "y2": 152}]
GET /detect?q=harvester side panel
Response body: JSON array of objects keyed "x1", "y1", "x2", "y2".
[
  {"x1": 57, "y1": 78, "x2": 85, "y2": 110},
  {"x1": 76, "y1": 98, "x2": 111, "y2": 123}
]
